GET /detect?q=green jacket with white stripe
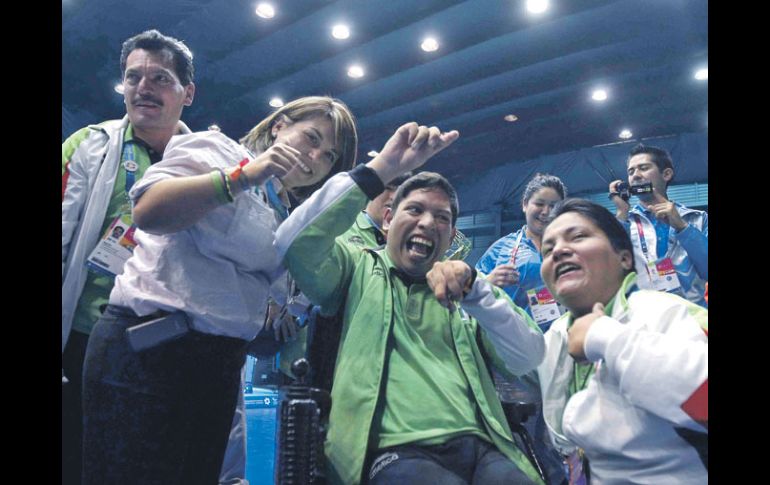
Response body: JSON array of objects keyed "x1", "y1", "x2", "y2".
[{"x1": 275, "y1": 166, "x2": 546, "y2": 485}]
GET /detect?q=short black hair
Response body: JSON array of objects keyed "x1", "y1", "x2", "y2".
[
  {"x1": 385, "y1": 171, "x2": 413, "y2": 191},
  {"x1": 546, "y1": 198, "x2": 635, "y2": 275},
  {"x1": 391, "y1": 172, "x2": 459, "y2": 225},
  {"x1": 522, "y1": 173, "x2": 567, "y2": 206},
  {"x1": 120, "y1": 29, "x2": 194, "y2": 85},
  {"x1": 627, "y1": 143, "x2": 674, "y2": 184}
]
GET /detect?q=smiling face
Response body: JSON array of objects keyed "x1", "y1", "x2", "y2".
[
  {"x1": 385, "y1": 188, "x2": 456, "y2": 278},
  {"x1": 540, "y1": 212, "x2": 633, "y2": 317},
  {"x1": 123, "y1": 48, "x2": 194, "y2": 137},
  {"x1": 271, "y1": 115, "x2": 338, "y2": 189},
  {"x1": 523, "y1": 187, "x2": 563, "y2": 237}
]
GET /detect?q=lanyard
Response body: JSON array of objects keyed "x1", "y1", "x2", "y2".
[
  {"x1": 265, "y1": 178, "x2": 289, "y2": 220},
  {"x1": 508, "y1": 229, "x2": 526, "y2": 265},
  {"x1": 122, "y1": 142, "x2": 139, "y2": 205},
  {"x1": 632, "y1": 214, "x2": 652, "y2": 263},
  {"x1": 570, "y1": 361, "x2": 596, "y2": 396}
]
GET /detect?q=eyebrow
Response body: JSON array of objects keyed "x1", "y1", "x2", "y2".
[
  {"x1": 125, "y1": 66, "x2": 175, "y2": 77},
  {"x1": 542, "y1": 225, "x2": 583, "y2": 246}
]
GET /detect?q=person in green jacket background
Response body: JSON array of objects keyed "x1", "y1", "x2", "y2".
[{"x1": 276, "y1": 122, "x2": 546, "y2": 484}]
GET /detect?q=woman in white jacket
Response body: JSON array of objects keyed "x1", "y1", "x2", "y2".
[
  {"x1": 537, "y1": 198, "x2": 707, "y2": 484},
  {"x1": 81, "y1": 96, "x2": 358, "y2": 485}
]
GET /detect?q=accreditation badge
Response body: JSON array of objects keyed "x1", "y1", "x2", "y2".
[
  {"x1": 85, "y1": 213, "x2": 138, "y2": 277},
  {"x1": 647, "y1": 257, "x2": 682, "y2": 292},
  {"x1": 526, "y1": 286, "x2": 562, "y2": 325}
]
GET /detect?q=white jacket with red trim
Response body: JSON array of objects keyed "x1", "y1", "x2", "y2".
[
  {"x1": 537, "y1": 273, "x2": 707, "y2": 484},
  {"x1": 61, "y1": 117, "x2": 190, "y2": 352}
]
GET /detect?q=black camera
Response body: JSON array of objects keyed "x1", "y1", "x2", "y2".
[{"x1": 615, "y1": 181, "x2": 653, "y2": 201}]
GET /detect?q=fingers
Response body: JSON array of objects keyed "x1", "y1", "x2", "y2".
[
  {"x1": 269, "y1": 143, "x2": 307, "y2": 174},
  {"x1": 592, "y1": 302, "x2": 605, "y2": 314},
  {"x1": 427, "y1": 270, "x2": 449, "y2": 307},
  {"x1": 437, "y1": 130, "x2": 460, "y2": 149},
  {"x1": 404, "y1": 124, "x2": 458, "y2": 153},
  {"x1": 410, "y1": 125, "x2": 431, "y2": 150},
  {"x1": 427, "y1": 261, "x2": 471, "y2": 310},
  {"x1": 489, "y1": 265, "x2": 519, "y2": 287},
  {"x1": 397, "y1": 122, "x2": 419, "y2": 146}
]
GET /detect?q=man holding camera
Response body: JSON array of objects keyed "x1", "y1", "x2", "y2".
[{"x1": 608, "y1": 144, "x2": 708, "y2": 307}]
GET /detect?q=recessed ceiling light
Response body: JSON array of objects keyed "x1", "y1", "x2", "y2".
[
  {"x1": 694, "y1": 67, "x2": 708, "y2": 81},
  {"x1": 367, "y1": 150, "x2": 379, "y2": 157},
  {"x1": 208, "y1": 124, "x2": 221, "y2": 132},
  {"x1": 269, "y1": 97, "x2": 284, "y2": 108},
  {"x1": 592, "y1": 89, "x2": 608, "y2": 102},
  {"x1": 255, "y1": 3, "x2": 275, "y2": 19},
  {"x1": 619, "y1": 129, "x2": 633, "y2": 139},
  {"x1": 347, "y1": 65, "x2": 365, "y2": 78},
  {"x1": 527, "y1": 0, "x2": 549, "y2": 14},
  {"x1": 421, "y1": 37, "x2": 439, "y2": 52},
  {"x1": 332, "y1": 24, "x2": 350, "y2": 40},
  {"x1": 114, "y1": 83, "x2": 124, "y2": 94},
  {"x1": 504, "y1": 114, "x2": 518, "y2": 122}
]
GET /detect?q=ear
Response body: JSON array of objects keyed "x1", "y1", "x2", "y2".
[
  {"x1": 619, "y1": 249, "x2": 633, "y2": 272},
  {"x1": 183, "y1": 83, "x2": 195, "y2": 106},
  {"x1": 382, "y1": 207, "x2": 393, "y2": 232},
  {"x1": 661, "y1": 167, "x2": 674, "y2": 184},
  {"x1": 271, "y1": 114, "x2": 291, "y2": 137}
]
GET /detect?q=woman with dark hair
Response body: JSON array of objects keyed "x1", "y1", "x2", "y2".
[
  {"x1": 81, "y1": 96, "x2": 358, "y2": 484},
  {"x1": 537, "y1": 198, "x2": 708, "y2": 483},
  {"x1": 475, "y1": 173, "x2": 569, "y2": 484},
  {"x1": 476, "y1": 173, "x2": 567, "y2": 332}
]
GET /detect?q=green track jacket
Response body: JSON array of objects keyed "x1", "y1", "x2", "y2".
[{"x1": 275, "y1": 168, "x2": 546, "y2": 484}]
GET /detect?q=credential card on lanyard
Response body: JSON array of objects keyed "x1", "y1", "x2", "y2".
[
  {"x1": 85, "y1": 214, "x2": 137, "y2": 277},
  {"x1": 85, "y1": 142, "x2": 140, "y2": 277},
  {"x1": 632, "y1": 215, "x2": 681, "y2": 292},
  {"x1": 526, "y1": 286, "x2": 562, "y2": 325}
]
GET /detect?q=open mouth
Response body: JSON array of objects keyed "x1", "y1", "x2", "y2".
[
  {"x1": 554, "y1": 262, "x2": 580, "y2": 280},
  {"x1": 406, "y1": 236, "x2": 434, "y2": 259},
  {"x1": 295, "y1": 159, "x2": 312, "y2": 175}
]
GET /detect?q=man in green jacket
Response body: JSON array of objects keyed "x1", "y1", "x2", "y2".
[{"x1": 276, "y1": 122, "x2": 545, "y2": 484}]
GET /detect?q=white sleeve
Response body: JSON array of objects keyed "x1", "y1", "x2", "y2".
[
  {"x1": 584, "y1": 302, "x2": 708, "y2": 431},
  {"x1": 462, "y1": 277, "x2": 545, "y2": 376},
  {"x1": 129, "y1": 131, "x2": 248, "y2": 203}
]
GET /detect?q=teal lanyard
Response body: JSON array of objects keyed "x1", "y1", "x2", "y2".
[
  {"x1": 265, "y1": 179, "x2": 289, "y2": 220},
  {"x1": 122, "y1": 142, "x2": 138, "y2": 205}
]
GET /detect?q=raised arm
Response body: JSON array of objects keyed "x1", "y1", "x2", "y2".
[
  {"x1": 276, "y1": 122, "x2": 459, "y2": 313},
  {"x1": 132, "y1": 133, "x2": 310, "y2": 235}
]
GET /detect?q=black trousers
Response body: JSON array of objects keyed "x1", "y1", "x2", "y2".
[{"x1": 82, "y1": 305, "x2": 248, "y2": 485}]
